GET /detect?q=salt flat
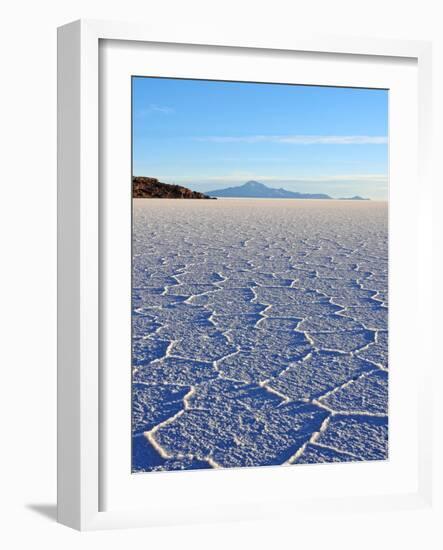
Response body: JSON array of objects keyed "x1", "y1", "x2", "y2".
[{"x1": 132, "y1": 199, "x2": 388, "y2": 472}]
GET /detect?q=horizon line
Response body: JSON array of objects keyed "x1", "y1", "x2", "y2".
[{"x1": 132, "y1": 175, "x2": 388, "y2": 200}]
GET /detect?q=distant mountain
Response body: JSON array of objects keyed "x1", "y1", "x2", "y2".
[
  {"x1": 206, "y1": 180, "x2": 332, "y2": 199},
  {"x1": 206, "y1": 180, "x2": 370, "y2": 200},
  {"x1": 338, "y1": 195, "x2": 370, "y2": 201},
  {"x1": 133, "y1": 177, "x2": 214, "y2": 199}
]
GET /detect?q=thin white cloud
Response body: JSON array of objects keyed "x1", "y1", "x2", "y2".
[
  {"x1": 195, "y1": 135, "x2": 387, "y2": 145},
  {"x1": 299, "y1": 174, "x2": 388, "y2": 182},
  {"x1": 138, "y1": 104, "x2": 174, "y2": 115}
]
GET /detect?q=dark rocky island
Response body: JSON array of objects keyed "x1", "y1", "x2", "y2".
[{"x1": 133, "y1": 176, "x2": 214, "y2": 199}]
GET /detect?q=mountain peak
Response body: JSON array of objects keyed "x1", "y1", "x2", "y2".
[{"x1": 243, "y1": 180, "x2": 266, "y2": 188}]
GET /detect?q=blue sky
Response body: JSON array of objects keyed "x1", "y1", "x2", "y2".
[{"x1": 132, "y1": 77, "x2": 388, "y2": 199}]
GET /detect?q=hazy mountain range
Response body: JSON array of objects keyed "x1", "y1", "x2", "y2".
[
  {"x1": 132, "y1": 177, "x2": 369, "y2": 200},
  {"x1": 206, "y1": 180, "x2": 369, "y2": 200}
]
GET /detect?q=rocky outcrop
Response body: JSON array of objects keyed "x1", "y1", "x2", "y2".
[{"x1": 133, "y1": 177, "x2": 214, "y2": 199}]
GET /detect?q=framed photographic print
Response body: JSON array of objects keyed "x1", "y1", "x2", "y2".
[{"x1": 57, "y1": 20, "x2": 433, "y2": 530}]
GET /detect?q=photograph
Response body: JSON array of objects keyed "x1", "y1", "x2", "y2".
[{"x1": 131, "y1": 76, "x2": 389, "y2": 473}]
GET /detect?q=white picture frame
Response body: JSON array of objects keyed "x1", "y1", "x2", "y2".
[{"x1": 57, "y1": 19, "x2": 433, "y2": 531}]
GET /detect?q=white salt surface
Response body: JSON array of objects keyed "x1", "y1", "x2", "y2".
[{"x1": 131, "y1": 199, "x2": 388, "y2": 472}]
